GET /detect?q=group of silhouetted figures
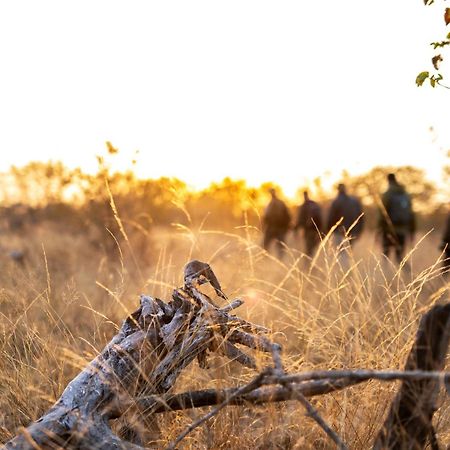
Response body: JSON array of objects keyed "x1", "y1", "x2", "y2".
[{"x1": 262, "y1": 173, "x2": 450, "y2": 273}]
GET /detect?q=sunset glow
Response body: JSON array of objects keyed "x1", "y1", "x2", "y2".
[{"x1": 0, "y1": 1, "x2": 449, "y2": 198}]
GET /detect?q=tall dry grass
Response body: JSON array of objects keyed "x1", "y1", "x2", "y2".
[{"x1": 0, "y1": 218, "x2": 449, "y2": 449}]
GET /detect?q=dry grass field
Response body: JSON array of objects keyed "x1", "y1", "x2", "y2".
[{"x1": 0, "y1": 218, "x2": 449, "y2": 449}]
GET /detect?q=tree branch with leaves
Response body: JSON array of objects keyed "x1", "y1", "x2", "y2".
[{"x1": 416, "y1": 0, "x2": 450, "y2": 88}]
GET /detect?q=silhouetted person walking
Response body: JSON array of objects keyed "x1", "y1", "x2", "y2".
[
  {"x1": 327, "y1": 184, "x2": 364, "y2": 243},
  {"x1": 440, "y1": 211, "x2": 450, "y2": 274},
  {"x1": 378, "y1": 173, "x2": 415, "y2": 264},
  {"x1": 294, "y1": 191, "x2": 323, "y2": 258},
  {"x1": 326, "y1": 184, "x2": 364, "y2": 268},
  {"x1": 262, "y1": 188, "x2": 291, "y2": 259}
]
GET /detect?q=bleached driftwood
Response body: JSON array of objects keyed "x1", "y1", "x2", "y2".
[
  {"x1": 3, "y1": 260, "x2": 450, "y2": 450},
  {"x1": 4, "y1": 260, "x2": 282, "y2": 449}
]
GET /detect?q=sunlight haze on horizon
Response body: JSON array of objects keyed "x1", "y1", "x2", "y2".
[{"x1": 0, "y1": 1, "x2": 449, "y2": 198}]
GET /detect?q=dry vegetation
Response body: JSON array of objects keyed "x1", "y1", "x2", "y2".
[
  {"x1": 0, "y1": 221, "x2": 449, "y2": 448},
  {"x1": 0, "y1": 161, "x2": 449, "y2": 449}
]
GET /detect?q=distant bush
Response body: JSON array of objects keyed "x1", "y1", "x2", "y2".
[{"x1": 0, "y1": 161, "x2": 446, "y2": 237}]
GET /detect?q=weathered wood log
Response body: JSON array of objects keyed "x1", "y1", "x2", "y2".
[
  {"x1": 373, "y1": 303, "x2": 450, "y2": 450},
  {"x1": 3, "y1": 261, "x2": 281, "y2": 450},
  {"x1": 5, "y1": 322, "x2": 154, "y2": 449}
]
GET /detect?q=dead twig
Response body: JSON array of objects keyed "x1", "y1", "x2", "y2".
[
  {"x1": 165, "y1": 369, "x2": 271, "y2": 450},
  {"x1": 286, "y1": 387, "x2": 349, "y2": 450}
]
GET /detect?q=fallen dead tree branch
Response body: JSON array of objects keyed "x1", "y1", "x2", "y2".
[
  {"x1": 140, "y1": 369, "x2": 449, "y2": 414},
  {"x1": 4, "y1": 260, "x2": 282, "y2": 450},
  {"x1": 140, "y1": 377, "x2": 365, "y2": 413},
  {"x1": 3, "y1": 260, "x2": 450, "y2": 450},
  {"x1": 162, "y1": 367, "x2": 450, "y2": 450}
]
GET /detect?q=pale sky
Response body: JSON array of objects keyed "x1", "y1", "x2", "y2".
[{"x1": 0, "y1": 1, "x2": 449, "y2": 197}]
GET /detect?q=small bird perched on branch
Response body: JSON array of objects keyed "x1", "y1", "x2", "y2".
[{"x1": 183, "y1": 260, "x2": 228, "y2": 300}]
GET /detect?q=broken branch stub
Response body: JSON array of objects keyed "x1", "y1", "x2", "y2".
[{"x1": 373, "y1": 303, "x2": 450, "y2": 450}]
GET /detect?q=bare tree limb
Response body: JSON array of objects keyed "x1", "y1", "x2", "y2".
[
  {"x1": 275, "y1": 369, "x2": 450, "y2": 385},
  {"x1": 138, "y1": 377, "x2": 363, "y2": 413},
  {"x1": 138, "y1": 370, "x2": 450, "y2": 414}
]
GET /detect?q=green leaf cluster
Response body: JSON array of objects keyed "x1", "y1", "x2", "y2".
[
  {"x1": 415, "y1": 71, "x2": 443, "y2": 87},
  {"x1": 417, "y1": 1, "x2": 450, "y2": 88}
]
